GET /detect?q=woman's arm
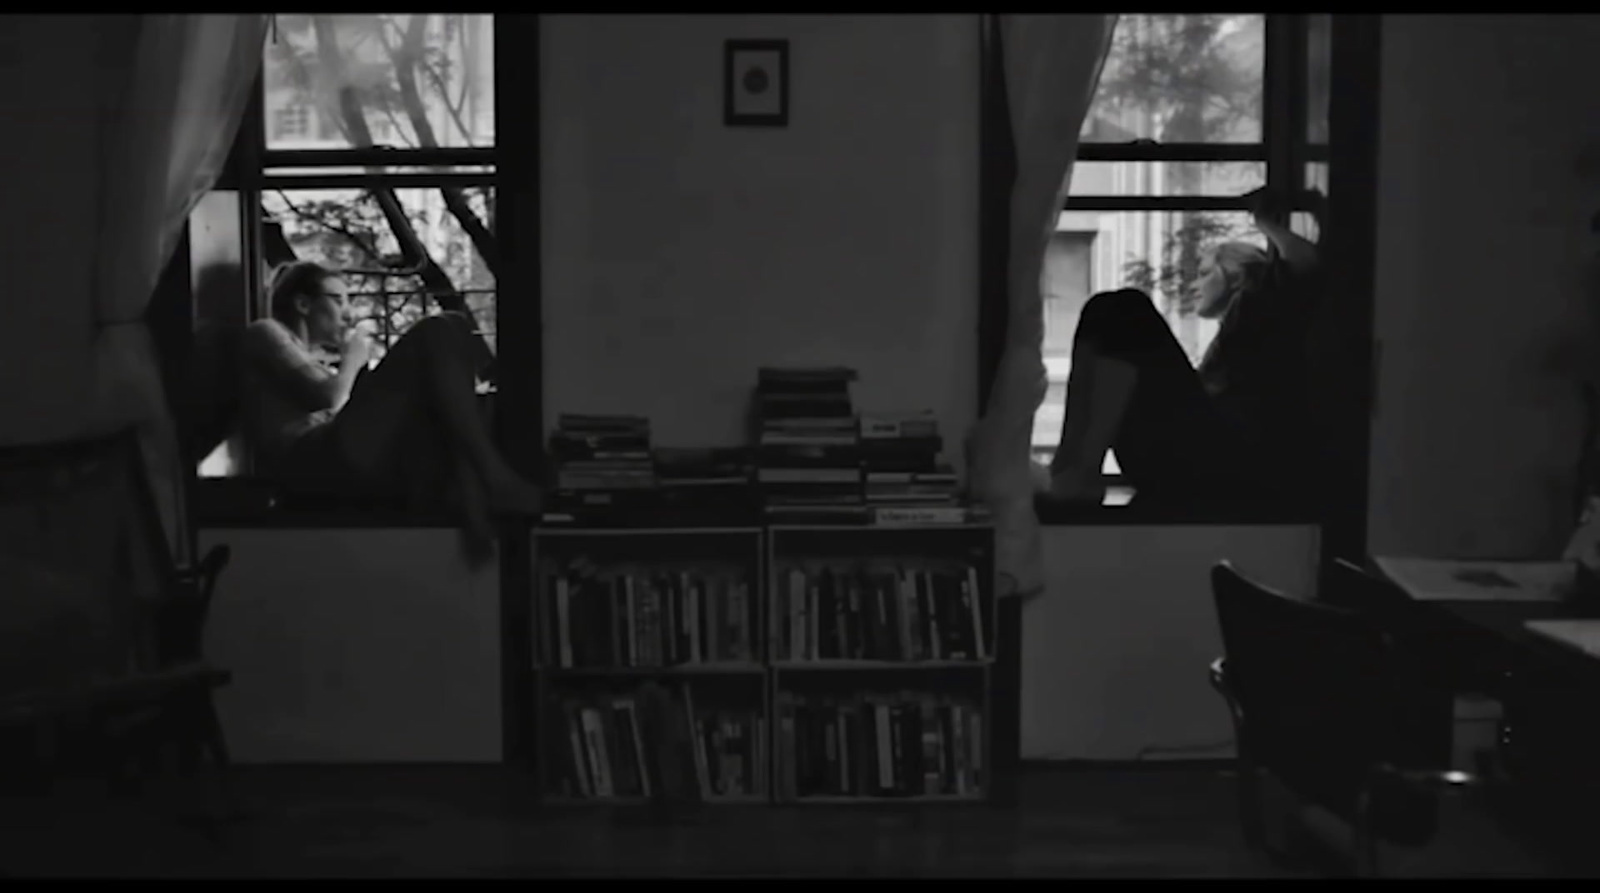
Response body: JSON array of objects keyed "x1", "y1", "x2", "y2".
[
  {"x1": 1257, "y1": 216, "x2": 1319, "y2": 273},
  {"x1": 1245, "y1": 187, "x2": 1321, "y2": 275},
  {"x1": 241, "y1": 320, "x2": 341, "y2": 411}
]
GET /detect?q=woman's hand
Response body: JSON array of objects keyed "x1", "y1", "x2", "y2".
[
  {"x1": 1242, "y1": 186, "x2": 1286, "y2": 226},
  {"x1": 1243, "y1": 186, "x2": 1326, "y2": 226},
  {"x1": 340, "y1": 328, "x2": 373, "y2": 370}
]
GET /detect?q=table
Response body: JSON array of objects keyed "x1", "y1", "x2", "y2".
[
  {"x1": 1369, "y1": 557, "x2": 1600, "y2": 695},
  {"x1": 1370, "y1": 557, "x2": 1600, "y2": 866}
]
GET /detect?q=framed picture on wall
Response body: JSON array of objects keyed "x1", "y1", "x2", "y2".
[{"x1": 724, "y1": 39, "x2": 789, "y2": 128}]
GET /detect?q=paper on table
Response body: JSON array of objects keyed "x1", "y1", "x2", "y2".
[
  {"x1": 1524, "y1": 620, "x2": 1600, "y2": 658},
  {"x1": 1372, "y1": 556, "x2": 1575, "y2": 603}
]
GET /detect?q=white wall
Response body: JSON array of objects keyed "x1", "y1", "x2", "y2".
[
  {"x1": 201, "y1": 529, "x2": 503, "y2": 763},
  {"x1": 192, "y1": 15, "x2": 1325, "y2": 766},
  {"x1": 0, "y1": 15, "x2": 101, "y2": 446},
  {"x1": 1368, "y1": 14, "x2": 1600, "y2": 559},
  {"x1": 540, "y1": 14, "x2": 980, "y2": 467},
  {"x1": 1022, "y1": 525, "x2": 1320, "y2": 760}
]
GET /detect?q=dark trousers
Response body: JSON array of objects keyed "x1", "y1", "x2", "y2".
[{"x1": 1073, "y1": 289, "x2": 1280, "y2": 507}]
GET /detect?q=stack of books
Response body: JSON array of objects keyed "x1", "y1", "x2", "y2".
[
  {"x1": 859, "y1": 411, "x2": 966, "y2": 525},
  {"x1": 753, "y1": 367, "x2": 863, "y2": 523},
  {"x1": 547, "y1": 414, "x2": 656, "y2": 517},
  {"x1": 653, "y1": 446, "x2": 758, "y2": 521}
]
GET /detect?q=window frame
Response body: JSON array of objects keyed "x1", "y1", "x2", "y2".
[
  {"x1": 189, "y1": 14, "x2": 540, "y2": 529},
  {"x1": 982, "y1": 13, "x2": 1340, "y2": 525}
]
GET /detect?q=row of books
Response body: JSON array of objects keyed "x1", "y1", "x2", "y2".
[
  {"x1": 547, "y1": 414, "x2": 655, "y2": 516},
  {"x1": 773, "y1": 563, "x2": 990, "y2": 663},
  {"x1": 552, "y1": 688, "x2": 766, "y2": 802},
  {"x1": 776, "y1": 692, "x2": 986, "y2": 800},
  {"x1": 545, "y1": 567, "x2": 758, "y2": 669},
  {"x1": 755, "y1": 367, "x2": 862, "y2": 523},
  {"x1": 542, "y1": 368, "x2": 974, "y2": 526}
]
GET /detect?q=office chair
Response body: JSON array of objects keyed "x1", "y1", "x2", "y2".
[{"x1": 1208, "y1": 561, "x2": 1475, "y2": 877}]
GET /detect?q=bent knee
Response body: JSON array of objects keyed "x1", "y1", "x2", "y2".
[
  {"x1": 399, "y1": 312, "x2": 478, "y2": 358},
  {"x1": 408, "y1": 312, "x2": 473, "y2": 342},
  {"x1": 1078, "y1": 288, "x2": 1163, "y2": 336},
  {"x1": 1081, "y1": 288, "x2": 1153, "y2": 319}
]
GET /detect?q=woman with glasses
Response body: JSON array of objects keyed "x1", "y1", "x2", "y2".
[{"x1": 239, "y1": 260, "x2": 541, "y2": 559}]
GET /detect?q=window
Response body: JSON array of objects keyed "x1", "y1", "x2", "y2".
[
  {"x1": 197, "y1": 13, "x2": 498, "y2": 481},
  {"x1": 272, "y1": 105, "x2": 310, "y2": 140},
  {"x1": 1033, "y1": 14, "x2": 1325, "y2": 468}
]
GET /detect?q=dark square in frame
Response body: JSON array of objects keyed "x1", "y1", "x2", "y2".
[{"x1": 724, "y1": 39, "x2": 789, "y2": 128}]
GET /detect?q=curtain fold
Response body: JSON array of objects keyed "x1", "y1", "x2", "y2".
[
  {"x1": 87, "y1": 14, "x2": 269, "y2": 561},
  {"x1": 969, "y1": 14, "x2": 1116, "y2": 600}
]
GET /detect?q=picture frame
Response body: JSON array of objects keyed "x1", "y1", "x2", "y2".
[{"x1": 723, "y1": 39, "x2": 789, "y2": 128}]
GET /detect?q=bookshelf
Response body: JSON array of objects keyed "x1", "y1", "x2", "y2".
[
  {"x1": 528, "y1": 521, "x2": 995, "y2": 806},
  {"x1": 766, "y1": 524, "x2": 995, "y2": 804},
  {"x1": 532, "y1": 526, "x2": 768, "y2": 805}
]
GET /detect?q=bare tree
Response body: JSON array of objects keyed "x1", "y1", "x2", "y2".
[
  {"x1": 264, "y1": 14, "x2": 497, "y2": 360},
  {"x1": 1093, "y1": 15, "x2": 1265, "y2": 314},
  {"x1": 1092, "y1": 14, "x2": 1262, "y2": 147}
]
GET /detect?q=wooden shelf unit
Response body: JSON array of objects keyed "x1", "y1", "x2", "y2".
[{"x1": 527, "y1": 521, "x2": 995, "y2": 806}]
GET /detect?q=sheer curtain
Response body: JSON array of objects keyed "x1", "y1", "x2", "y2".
[
  {"x1": 88, "y1": 14, "x2": 269, "y2": 560},
  {"x1": 968, "y1": 14, "x2": 1116, "y2": 599}
]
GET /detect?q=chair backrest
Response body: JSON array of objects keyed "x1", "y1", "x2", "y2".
[
  {"x1": 0, "y1": 430, "x2": 176, "y2": 699},
  {"x1": 1211, "y1": 561, "x2": 1445, "y2": 844}
]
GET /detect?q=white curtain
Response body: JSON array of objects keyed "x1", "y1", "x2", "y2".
[
  {"x1": 87, "y1": 14, "x2": 270, "y2": 560},
  {"x1": 968, "y1": 14, "x2": 1116, "y2": 599}
]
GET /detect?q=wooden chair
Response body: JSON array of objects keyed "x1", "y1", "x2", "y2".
[
  {"x1": 0, "y1": 429, "x2": 237, "y2": 836},
  {"x1": 1208, "y1": 561, "x2": 1476, "y2": 877}
]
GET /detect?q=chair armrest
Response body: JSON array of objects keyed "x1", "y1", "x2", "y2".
[
  {"x1": 1209, "y1": 656, "x2": 1231, "y2": 696},
  {"x1": 1209, "y1": 657, "x2": 1248, "y2": 744}
]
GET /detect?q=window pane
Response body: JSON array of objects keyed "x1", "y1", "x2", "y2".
[
  {"x1": 264, "y1": 14, "x2": 495, "y2": 151},
  {"x1": 261, "y1": 185, "x2": 497, "y2": 363},
  {"x1": 1290, "y1": 211, "x2": 1320, "y2": 243},
  {"x1": 1306, "y1": 13, "x2": 1331, "y2": 144},
  {"x1": 1304, "y1": 161, "x2": 1328, "y2": 196},
  {"x1": 1297, "y1": 161, "x2": 1328, "y2": 242},
  {"x1": 1033, "y1": 210, "x2": 1267, "y2": 454},
  {"x1": 1068, "y1": 161, "x2": 1265, "y2": 197},
  {"x1": 1082, "y1": 14, "x2": 1264, "y2": 144}
]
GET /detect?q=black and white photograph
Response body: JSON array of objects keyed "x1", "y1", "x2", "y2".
[{"x1": 2, "y1": 10, "x2": 1597, "y2": 880}]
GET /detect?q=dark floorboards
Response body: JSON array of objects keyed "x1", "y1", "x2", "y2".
[{"x1": 0, "y1": 763, "x2": 1566, "y2": 878}]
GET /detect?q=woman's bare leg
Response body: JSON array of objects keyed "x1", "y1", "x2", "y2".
[
  {"x1": 1046, "y1": 289, "x2": 1203, "y2": 504},
  {"x1": 1051, "y1": 341, "x2": 1137, "y2": 502},
  {"x1": 444, "y1": 452, "x2": 496, "y2": 567}
]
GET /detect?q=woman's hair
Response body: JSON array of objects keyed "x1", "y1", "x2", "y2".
[
  {"x1": 267, "y1": 260, "x2": 338, "y2": 326},
  {"x1": 1212, "y1": 241, "x2": 1272, "y2": 300}
]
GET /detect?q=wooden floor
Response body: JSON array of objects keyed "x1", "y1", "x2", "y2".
[{"x1": 0, "y1": 763, "x2": 1569, "y2": 878}]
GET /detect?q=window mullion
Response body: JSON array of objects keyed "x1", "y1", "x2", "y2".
[
  {"x1": 1078, "y1": 143, "x2": 1265, "y2": 163},
  {"x1": 1062, "y1": 196, "x2": 1255, "y2": 213},
  {"x1": 1264, "y1": 13, "x2": 1295, "y2": 224},
  {"x1": 262, "y1": 146, "x2": 498, "y2": 170},
  {"x1": 258, "y1": 172, "x2": 495, "y2": 191},
  {"x1": 1287, "y1": 13, "x2": 1311, "y2": 194}
]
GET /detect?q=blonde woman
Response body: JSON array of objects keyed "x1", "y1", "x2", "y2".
[{"x1": 1049, "y1": 189, "x2": 1323, "y2": 509}]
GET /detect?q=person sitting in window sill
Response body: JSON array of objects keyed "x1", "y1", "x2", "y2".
[
  {"x1": 1045, "y1": 188, "x2": 1323, "y2": 511},
  {"x1": 238, "y1": 261, "x2": 542, "y2": 561}
]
